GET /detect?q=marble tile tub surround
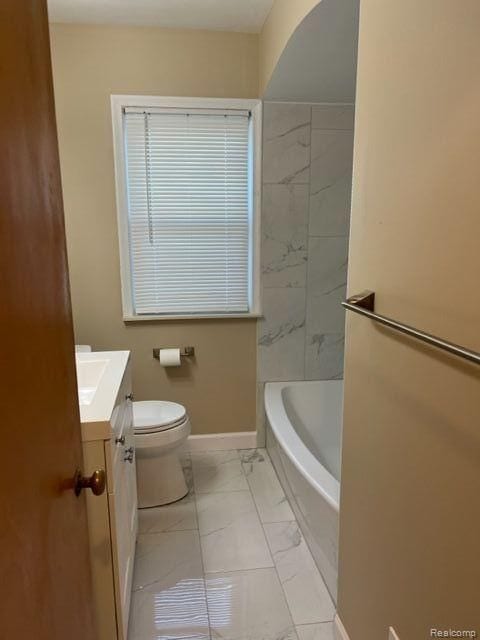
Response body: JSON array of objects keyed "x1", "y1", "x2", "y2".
[
  {"x1": 128, "y1": 449, "x2": 335, "y2": 640},
  {"x1": 259, "y1": 102, "x2": 354, "y2": 385}
]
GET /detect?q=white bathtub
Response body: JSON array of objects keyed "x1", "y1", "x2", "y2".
[{"x1": 265, "y1": 380, "x2": 342, "y2": 602}]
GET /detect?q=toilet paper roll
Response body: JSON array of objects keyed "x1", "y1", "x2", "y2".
[{"x1": 159, "y1": 348, "x2": 181, "y2": 367}]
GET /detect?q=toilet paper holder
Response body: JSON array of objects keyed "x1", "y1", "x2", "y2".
[{"x1": 153, "y1": 347, "x2": 195, "y2": 360}]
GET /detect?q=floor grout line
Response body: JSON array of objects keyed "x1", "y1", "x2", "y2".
[
  {"x1": 195, "y1": 489, "x2": 251, "y2": 495},
  {"x1": 303, "y1": 105, "x2": 314, "y2": 382},
  {"x1": 240, "y1": 448, "x2": 300, "y2": 637},
  {"x1": 191, "y1": 477, "x2": 213, "y2": 640},
  {"x1": 203, "y1": 565, "x2": 274, "y2": 577},
  {"x1": 179, "y1": 452, "x2": 212, "y2": 640}
]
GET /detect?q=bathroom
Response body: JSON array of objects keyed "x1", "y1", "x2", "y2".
[{"x1": 2, "y1": 2, "x2": 480, "y2": 640}]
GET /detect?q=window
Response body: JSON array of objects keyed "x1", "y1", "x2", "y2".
[{"x1": 111, "y1": 96, "x2": 261, "y2": 320}]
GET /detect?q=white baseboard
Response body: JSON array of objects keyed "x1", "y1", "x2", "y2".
[
  {"x1": 334, "y1": 615, "x2": 351, "y2": 640},
  {"x1": 187, "y1": 431, "x2": 258, "y2": 452}
]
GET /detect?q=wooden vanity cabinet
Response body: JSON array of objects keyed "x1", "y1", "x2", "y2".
[{"x1": 81, "y1": 360, "x2": 137, "y2": 640}]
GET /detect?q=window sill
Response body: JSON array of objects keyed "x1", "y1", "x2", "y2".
[{"x1": 123, "y1": 312, "x2": 262, "y2": 323}]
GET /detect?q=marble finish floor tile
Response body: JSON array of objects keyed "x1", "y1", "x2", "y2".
[
  {"x1": 206, "y1": 568, "x2": 298, "y2": 640},
  {"x1": 191, "y1": 450, "x2": 248, "y2": 494},
  {"x1": 129, "y1": 531, "x2": 209, "y2": 640},
  {"x1": 264, "y1": 522, "x2": 335, "y2": 625},
  {"x1": 296, "y1": 623, "x2": 335, "y2": 640},
  {"x1": 239, "y1": 449, "x2": 294, "y2": 523},
  {"x1": 130, "y1": 589, "x2": 209, "y2": 640},
  {"x1": 138, "y1": 493, "x2": 198, "y2": 534},
  {"x1": 196, "y1": 490, "x2": 273, "y2": 573},
  {"x1": 130, "y1": 449, "x2": 337, "y2": 639}
]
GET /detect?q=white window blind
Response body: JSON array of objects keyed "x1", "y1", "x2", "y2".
[{"x1": 123, "y1": 107, "x2": 251, "y2": 316}]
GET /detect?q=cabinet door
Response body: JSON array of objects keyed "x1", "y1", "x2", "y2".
[
  {"x1": 83, "y1": 441, "x2": 117, "y2": 640},
  {"x1": 108, "y1": 383, "x2": 138, "y2": 639}
]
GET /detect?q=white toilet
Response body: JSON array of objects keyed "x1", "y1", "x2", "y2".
[{"x1": 133, "y1": 400, "x2": 191, "y2": 508}]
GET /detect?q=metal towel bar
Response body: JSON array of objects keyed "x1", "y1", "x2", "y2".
[{"x1": 342, "y1": 291, "x2": 480, "y2": 366}]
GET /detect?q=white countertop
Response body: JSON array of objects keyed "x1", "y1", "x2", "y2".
[{"x1": 76, "y1": 350, "x2": 130, "y2": 441}]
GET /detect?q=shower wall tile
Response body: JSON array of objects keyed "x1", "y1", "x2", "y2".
[
  {"x1": 306, "y1": 237, "x2": 348, "y2": 333},
  {"x1": 259, "y1": 102, "x2": 353, "y2": 387},
  {"x1": 256, "y1": 382, "x2": 267, "y2": 448},
  {"x1": 305, "y1": 237, "x2": 348, "y2": 380},
  {"x1": 262, "y1": 184, "x2": 309, "y2": 288},
  {"x1": 258, "y1": 287, "x2": 306, "y2": 382},
  {"x1": 305, "y1": 332, "x2": 345, "y2": 380},
  {"x1": 263, "y1": 102, "x2": 311, "y2": 185},
  {"x1": 309, "y1": 174, "x2": 352, "y2": 238},
  {"x1": 306, "y1": 288, "x2": 346, "y2": 338},
  {"x1": 311, "y1": 104, "x2": 355, "y2": 130},
  {"x1": 309, "y1": 130, "x2": 354, "y2": 237}
]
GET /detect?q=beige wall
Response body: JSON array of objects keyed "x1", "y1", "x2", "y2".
[
  {"x1": 259, "y1": 0, "x2": 321, "y2": 95},
  {"x1": 339, "y1": 1, "x2": 480, "y2": 638},
  {"x1": 50, "y1": 24, "x2": 258, "y2": 434}
]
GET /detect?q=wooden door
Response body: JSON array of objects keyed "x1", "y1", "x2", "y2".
[{"x1": 0, "y1": 2, "x2": 96, "y2": 639}]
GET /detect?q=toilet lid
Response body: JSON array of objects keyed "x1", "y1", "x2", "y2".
[{"x1": 133, "y1": 401, "x2": 187, "y2": 433}]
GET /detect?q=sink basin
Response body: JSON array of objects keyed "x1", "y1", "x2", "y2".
[
  {"x1": 75, "y1": 351, "x2": 130, "y2": 440},
  {"x1": 76, "y1": 358, "x2": 108, "y2": 405}
]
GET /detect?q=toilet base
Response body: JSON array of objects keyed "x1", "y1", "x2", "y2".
[{"x1": 136, "y1": 449, "x2": 189, "y2": 508}]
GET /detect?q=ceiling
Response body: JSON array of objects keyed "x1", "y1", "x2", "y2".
[
  {"x1": 47, "y1": 0, "x2": 274, "y2": 32},
  {"x1": 264, "y1": 0, "x2": 359, "y2": 103}
]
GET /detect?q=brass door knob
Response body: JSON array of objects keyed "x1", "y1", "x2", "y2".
[{"x1": 74, "y1": 468, "x2": 106, "y2": 497}]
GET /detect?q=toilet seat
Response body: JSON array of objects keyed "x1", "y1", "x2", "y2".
[{"x1": 133, "y1": 400, "x2": 187, "y2": 434}]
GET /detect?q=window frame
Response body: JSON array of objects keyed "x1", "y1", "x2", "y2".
[{"x1": 111, "y1": 95, "x2": 262, "y2": 321}]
